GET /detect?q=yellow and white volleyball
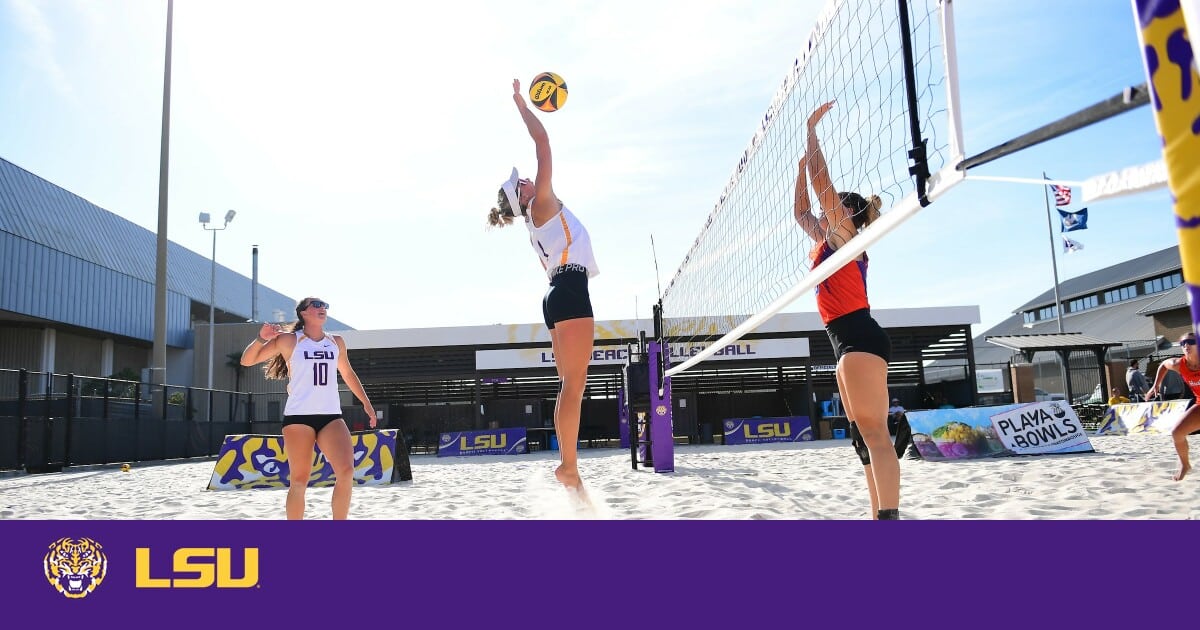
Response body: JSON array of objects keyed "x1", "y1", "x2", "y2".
[
  {"x1": 120, "y1": 464, "x2": 130, "y2": 472},
  {"x1": 529, "y1": 72, "x2": 568, "y2": 112}
]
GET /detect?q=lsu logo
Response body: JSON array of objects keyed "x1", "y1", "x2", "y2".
[
  {"x1": 462, "y1": 434, "x2": 506, "y2": 450},
  {"x1": 135, "y1": 547, "x2": 259, "y2": 588},
  {"x1": 745, "y1": 422, "x2": 791, "y2": 439},
  {"x1": 44, "y1": 537, "x2": 108, "y2": 599}
]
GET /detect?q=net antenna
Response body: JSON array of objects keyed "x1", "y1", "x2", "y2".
[{"x1": 660, "y1": 0, "x2": 966, "y2": 377}]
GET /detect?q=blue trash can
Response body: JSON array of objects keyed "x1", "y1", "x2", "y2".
[
  {"x1": 833, "y1": 428, "x2": 847, "y2": 439},
  {"x1": 549, "y1": 435, "x2": 559, "y2": 451}
]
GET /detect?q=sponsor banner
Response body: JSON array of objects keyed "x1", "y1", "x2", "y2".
[
  {"x1": 1095, "y1": 400, "x2": 1192, "y2": 435},
  {"x1": 4, "y1": 521, "x2": 1191, "y2": 625},
  {"x1": 207, "y1": 429, "x2": 401, "y2": 490},
  {"x1": 476, "y1": 338, "x2": 809, "y2": 370},
  {"x1": 976, "y1": 368, "x2": 1006, "y2": 393},
  {"x1": 906, "y1": 402, "x2": 1094, "y2": 460},
  {"x1": 723, "y1": 416, "x2": 813, "y2": 445},
  {"x1": 437, "y1": 428, "x2": 527, "y2": 457}
]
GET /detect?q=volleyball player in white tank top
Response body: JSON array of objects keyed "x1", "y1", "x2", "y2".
[
  {"x1": 484, "y1": 78, "x2": 598, "y2": 496},
  {"x1": 240, "y1": 297, "x2": 377, "y2": 520}
]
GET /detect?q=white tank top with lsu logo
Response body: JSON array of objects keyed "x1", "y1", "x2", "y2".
[
  {"x1": 284, "y1": 331, "x2": 342, "y2": 416},
  {"x1": 525, "y1": 203, "x2": 599, "y2": 279}
]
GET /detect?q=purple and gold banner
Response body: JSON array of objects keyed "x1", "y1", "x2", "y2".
[
  {"x1": 207, "y1": 429, "x2": 402, "y2": 490},
  {"x1": 1132, "y1": 0, "x2": 1200, "y2": 335},
  {"x1": 722, "y1": 416, "x2": 813, "y2": 445},
  {"x1": 3, "y1": 521, "x2": 1189, "y2": 627},
  {"x1": 437, "y1": 428, "x2": 528, "y2": 457},
  {"x1": 1096, "y1": 400, "x2": 1192, "y2": 435}
]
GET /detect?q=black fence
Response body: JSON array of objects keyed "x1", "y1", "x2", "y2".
[{"x1": 0, "y1": 369, "x2": 289, "y2": 473}]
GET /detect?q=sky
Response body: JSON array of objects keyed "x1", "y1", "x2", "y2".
[{"x1": 0, "y1": 0, "x2": 1178, "y2": 337}]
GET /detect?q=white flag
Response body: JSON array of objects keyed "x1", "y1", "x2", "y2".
[{"x1": 1062, "y1": 235, "x2": 1084, "y2": 254}]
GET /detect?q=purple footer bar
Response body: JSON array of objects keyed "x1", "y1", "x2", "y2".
[{"x1": 2, "y1": 520, "x2": 1194, "y2": 625}]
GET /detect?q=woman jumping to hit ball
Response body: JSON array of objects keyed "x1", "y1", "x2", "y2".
[
  {"x1": 488, "y1": 79, "x2": 599, "y2": 493},
  {"x1": 240, "y1": 297, "x2": 377, "y2": 519},
  {"x1": 793, "y1": 100, "x2": 898, "y2": 519}
]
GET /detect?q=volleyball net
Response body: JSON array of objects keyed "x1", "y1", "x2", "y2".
[{"x1": 659, "y1": 0, "x2": 965, "y2": 377}]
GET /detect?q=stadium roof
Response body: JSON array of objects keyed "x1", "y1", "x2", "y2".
[{"x1": 0, "y1": 156, "x2": 351, "y2": 337}]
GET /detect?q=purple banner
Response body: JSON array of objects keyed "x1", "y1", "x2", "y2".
[
  {"x1": 437, "y1": 428, "x2": 527, "y2": 457},
  {"x1": 2, "y1": 521, "x2": 1190, "y2": 627},
  {"x1": 722, "y1": 416, "x2": 813, "y2": 445}
]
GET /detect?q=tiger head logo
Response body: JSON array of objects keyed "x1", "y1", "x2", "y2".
[{"x1": 44, "y1": 537, "x2": 108, "y2": 599}]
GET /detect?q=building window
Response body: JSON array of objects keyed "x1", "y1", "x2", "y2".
[
  {"x1": 1103, "y1": 284, "x2": 1137, "y2": 304},
  {"x1": 1145, "y1": 272, "x2": 1184, "y2": 294},
  {"x1": 1023, "y1": 311, "x2": 1036, "y2": 324},
  {"x1": 1068, "y1": 295, "x2": 1098, "y2": 312},
  {"x1": 1038, "y1": 305, "x2": 1058, "y2": 320}
]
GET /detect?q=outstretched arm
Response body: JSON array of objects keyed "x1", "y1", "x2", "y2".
[
  {"x1": 805, "y1": 101, "x2": 842, "y2": 215},
  {"x1": 335, "y1": 336, "x2": 377, "y2": 429},
  {"x1": 793, "y1": 157, "x2": 826, "y2": 242},
  {"x1": 513, "y1": 79, "x2": 557, "y2": 222},
  {"x1": 1145, "y1": 359, "x2": 1179, "y2": 400}
]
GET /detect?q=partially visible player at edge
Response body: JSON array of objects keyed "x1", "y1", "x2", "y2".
[{"x1": 1145, "y1": 331, "x2": 1200, "y2": 481}]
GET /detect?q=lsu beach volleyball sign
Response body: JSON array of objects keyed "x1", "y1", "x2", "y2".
[
  {"x1": 906, "y1": 402, "x2": 1094, "y2": 461},
  {"x1": 207, "y1": 429, "x2": 406, "y2": 490},
  {"x1": 1095, "y1": 400, "x2": 1191, "y2": 435},
  {"x1": 438, "y1": 428, "x2": 528, "y2": 457},
  {"x1": 723, "y1": 416, "x2": 813, "y2": 445}
]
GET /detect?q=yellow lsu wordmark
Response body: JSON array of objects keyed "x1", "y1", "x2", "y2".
[
  {"x1": 461, "y1": 434, "x2": 507, "y2": 450},
  {"x1": 135, "y1": 548, "x2": 259, "y2": 588},
  {"x1": 745, "y1": 423, "x2": 791, "y2": 439}
]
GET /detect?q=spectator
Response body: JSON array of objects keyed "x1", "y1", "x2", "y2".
[
  {"x1": 1127, "y1": 360, "x2": 1148, "y2": 402},
  {"x1": 887, "y1": 398, "x2": 905, "y2": 435},
  {"x1": 1107, "y1": 388, "x2": 1130, "y2": 405}
]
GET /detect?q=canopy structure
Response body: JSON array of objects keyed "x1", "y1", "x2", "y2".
[{"x1": 986, "y1": 333, "x2": 1121, "y2": 402}]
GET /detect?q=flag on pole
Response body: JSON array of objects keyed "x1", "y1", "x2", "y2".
[
  {"x1": 1062, "y1": 235, "x2": 1084, "y2": 254},
  {"x1": 1050, "y1": 183, "x2": 1072, "y2": 206},
  {"x1": 1058, "y1": 208, "x2": 1088, "y2": 232}
]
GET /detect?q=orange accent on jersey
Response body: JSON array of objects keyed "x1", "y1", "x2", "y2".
[
  {"x1": 558, "y1": 213, "x2": 572, "y2": 266},
  {"x1": 811, "y1": 241, "x2": 870, "y2": 325},
  {"x1": 1177, "y1": 359, "x2": 1200, "y2": 398}
]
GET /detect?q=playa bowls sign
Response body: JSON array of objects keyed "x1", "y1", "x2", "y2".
[{"x1": 906, "y1": 402, "x2": 1094, "y2": 460}]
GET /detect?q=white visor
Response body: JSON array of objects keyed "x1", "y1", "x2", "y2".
[{"x1": 501, "y1": 167, "x2": 524, "y2": 218}]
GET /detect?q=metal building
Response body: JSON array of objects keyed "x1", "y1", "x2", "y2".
[{"x1": 0, "y1": 156, "x2": 351, "y2": 387}]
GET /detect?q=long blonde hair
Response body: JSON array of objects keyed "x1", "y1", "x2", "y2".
[{"x1": 487, "y1": 188, "x2": 516, "y2": 228}]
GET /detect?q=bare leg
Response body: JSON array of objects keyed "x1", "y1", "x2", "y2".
[
  {"x1": 838, "y1": 369, "x2": 877, "y2": 518},
  {"x1": 838, "y1": 352, "x2": 898, "y2": 511},
  {"x1": 315, "y1": 419, "x2": 355, "y2": 519},
  {"x1": 1170, "y1": 407, "x2": 1200, "y2": 481},
  {"x1": 282, "y1": 425, "x2": 317, "y2": 520},
  {"x1": 550, "y1": 317, "x2": 593, "y2": 490}
]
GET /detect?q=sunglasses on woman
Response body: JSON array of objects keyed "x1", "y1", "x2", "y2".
[
  {"x1": 305, "y1": 300, "x2": 329, "y2": 309},
  {"x1": 1180, "y1": 338, "x2": 1196, "y2": 347}
]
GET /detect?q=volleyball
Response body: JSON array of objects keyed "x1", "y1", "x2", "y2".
[
  {"x1": 120, "y1": 464, "x2": 130, "y2": 472},
  {"x1": 529, "y1": 72, "x2": 568, "y2": 112}
]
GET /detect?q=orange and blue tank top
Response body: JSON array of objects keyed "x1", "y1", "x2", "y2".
[
  {"x1": 1177, "y1": 358, "x2": 1200, "y2": 398},
  {"x1": 811, "y1": 241, "x2": 870, "y2": 325}
]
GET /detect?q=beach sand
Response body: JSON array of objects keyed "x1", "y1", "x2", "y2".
[{"x1": 2, "y1": 434, "x2": 1198, "y2": 520}]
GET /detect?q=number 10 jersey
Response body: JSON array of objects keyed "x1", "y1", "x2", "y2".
[{"x1": 284, "y1": 331, "x2": 342, "y2": 415}]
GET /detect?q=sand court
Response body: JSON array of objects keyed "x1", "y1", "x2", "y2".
[{"x1": 2, "y1": 434, "x2": 1198, "y2": 520}]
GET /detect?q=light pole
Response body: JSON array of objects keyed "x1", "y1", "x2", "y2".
[{"x1": 200, "y1": 209, "x2": 236, "y2": 390}]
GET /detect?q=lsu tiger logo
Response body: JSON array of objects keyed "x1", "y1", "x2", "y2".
[{"x1": 44, "y1": 537, "x2": 108, "y2": 599}]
